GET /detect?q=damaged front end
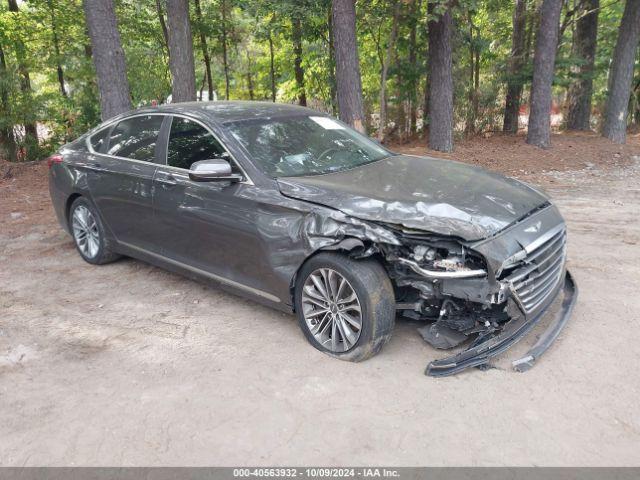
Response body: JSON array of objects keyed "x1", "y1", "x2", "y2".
[
  {"x1": 277, "y1": 160, "x2": 577, "y2": 376},
  {"x1": 330, "y1": 208, "x2": 577, "y2": 377}
]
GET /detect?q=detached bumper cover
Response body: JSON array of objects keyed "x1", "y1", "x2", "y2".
[{"x1": 426, "y1": 271, "x2": 577, "y2": 377}]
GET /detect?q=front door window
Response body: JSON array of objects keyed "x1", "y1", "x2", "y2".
[{"x1": 167, "y1": 117, "x2": 229, "y2": 170}]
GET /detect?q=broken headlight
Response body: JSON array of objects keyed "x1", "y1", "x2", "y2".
[{"x1": 396, "y1": 242, "x2": 487, "y2": 279}]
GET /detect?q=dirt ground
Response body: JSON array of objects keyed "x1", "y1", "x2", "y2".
[{"x1": 1, "y1": 132, "x2": 639, "y2": 466}]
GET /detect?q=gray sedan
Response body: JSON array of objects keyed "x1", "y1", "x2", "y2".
[{"x1": 48, "y1": 101, "x2": 576, "y2": 375}]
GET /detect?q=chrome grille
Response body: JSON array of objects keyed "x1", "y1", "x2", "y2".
[{"x1": 506, "y1": 226, "x2": 567, "y2": 314}]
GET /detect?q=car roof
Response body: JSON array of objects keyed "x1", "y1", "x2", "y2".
[{"x1": 133, "y1": 101, "x2": 321, "y2": 124}]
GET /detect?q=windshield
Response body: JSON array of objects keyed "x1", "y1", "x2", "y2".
[{"x1": 226, "y1": 115, "x2": 390, "y2": 177}]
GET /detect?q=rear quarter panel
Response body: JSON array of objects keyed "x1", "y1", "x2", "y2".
[{"x1": 48, "y1": 143, "x2": 94, "y2": 234}]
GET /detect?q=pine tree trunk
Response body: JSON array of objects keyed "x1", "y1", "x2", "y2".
[
  {"x1": 83, "y1": 26, "x2": 93, "y2": 59},
  {"x1": 422, "y1": 6, "x2": 429, "y2": 137},
  {"x1": 422, "y1": 73, "x2": 429, "y2": 133},
  {"x1": 634, "y1": 74, "x2": 640, "y2": 126},
  {"x1": 503, "y1": 0, "x2": 527, "y2": 133},
  {"x1": 292, "y1": 17, "x2": 307, "y2": 106},
  {"x1": 428, "y1": 2, "x2": 454, "y2": 152},
  {"x1": 155, "y1": 0, "x2": 170, "y2": 52},
  {"x1": 83, "y1": 0, "x2": 132, "y2": 120},
  {"x1": 408, "y1": 0, "x2": 420, "y2": 135},
  {"x1": 466, "y1": 10, "x2": 479, "y2": 135},
  {"x1": 48, "y1": 0, "x2": 67, "y2": 98},
  {"x1": 378, "y1": 0, "x2": 400, "y2": 142},
  {"x1": 525, "y1": 0, "x2": 536, "y2": 62},
  {"x1": 268, "y1": 30, "x2": 276, "y2": 102},
  {"x1": 328, "y1": 6, "x2": 338, "y2": 116},
  {"x1": 166, "y1": 0, "x2": 196, "y2": 103},
  {"x1": 193, "y1": 0, "x2": 213, "y2": 101},
  {"x1": 7, "y1": 0, "x2": 38, "y2": 142},
  {"x1": 526, "y1": 0, "x2": 562, "y2": 148},
  {"x1": 246, "y1": 50, "x2": 255, "y2": 100},
  {"x1": 602, "y1": 0, "x2": 640, "y2": 143},
  {"x1": 221, "y1": 0, "x2": 230, "y2": 100},
  {"x1": 0, "y1": 41, "x2": 17, "y2": 161},
  {"x1": 565, "y1": 0, "x2": 599, "y2": 131},
  {"x1": 332, "y1": 0, "x2": 366, "y2": 133}
]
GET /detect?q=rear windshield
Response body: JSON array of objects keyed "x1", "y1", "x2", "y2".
[{"x1": 226, "y1": 115, "x2": 390, "y2": 177}]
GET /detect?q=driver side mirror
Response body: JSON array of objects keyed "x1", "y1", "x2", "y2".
[{"x1": 189, "y1": 159, "x2": 242, "y2": 182}]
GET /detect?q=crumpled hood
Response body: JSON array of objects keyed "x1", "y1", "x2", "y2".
[{"x1": 277, "y1": 154, "x2": 549, "y2": 241}]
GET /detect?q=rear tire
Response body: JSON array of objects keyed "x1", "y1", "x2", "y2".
[
  {"x1": 294, "y1": 252, "x2": 395, "y2": 362},
  {"x1": 68, "y1": 196, "x2": 120, "y2": 265}
]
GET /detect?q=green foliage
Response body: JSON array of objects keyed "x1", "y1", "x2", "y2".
[
  {"x1": 118, "y1": 0, "x2": 172, "y2": 104},
  {"x1": 0, "y1": 0, "x2": 634, "y2": 161}
]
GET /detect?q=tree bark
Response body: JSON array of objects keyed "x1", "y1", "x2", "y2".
[
  {"x1": 378, "y1": 0, "x2": 400, "y2": 141},
  {"x1": 292, "y1": 17, "x2": 307, "y2": 106},
  {"x1": 0, "y1": 41, "x2": 17, "y2": 161},
  {"x1": 525, "y1": 0, "x2": 537, "y2": 63},
  {"x1": 156, "y1": 0, "x2": 174, "y2": 95},
  {"x1": 328, "y1": 6, "x2": 338, "y2": 116},
  {"x1": 428, "y1": 2, "x2": 454, "y2": 152},
  {"x1": 503, "y1": 0, "x2": 527, "y2": 133},
  {"x1": 47, "y1": 0, "x2": 67, "y2": 98},
  {"x1": 408, "y1": 0, "x2": 420, "y2": 135},
  {"x1": 422, "y1": 12, "x2": 429, "y2": 134},
  {"x1": 557, "y1": 1, "x2": 578, "y2": 50},
  {"x1": 268, "y1": 29, "x2": 276, "y2": 102},
  {"x1": 634, "y1": 73, "x2": 640, "y2": 126},
  {"x1": 526, "y1": 0, "x2": 563, "y2": 148},
  {"x1": 166, "y1": 0, "x2": 197, "y2": 103},
  {"x1": 84, "y1": 0, "x2": 131, "y2": 120},
  {"x1": 332, "y1": 0, "x2": 366, "y2": 133},
  {"x1": 193, "y1": 0, "x2": 213, "y2": 101},
  {"x1": 221, "y1": 0, "x2": 230, "y2": 100},
  {"x1": 155, "y1": 0, "x2": 170, "y2": 52},
  {"x1": 465, "y1": 10, "x2": 480, "y2": 135},
  {"x1": 8, "y1": 0, "x2": 38, "y2": 142},
  {"x1": 422, "y1": 74, "x2": 429, "y2": 133},
  {"x1": 83, "y1": 0, "x2": 132, "y2": 120},
  {"x1": 565, "y1": 0, "x2": 599, "y2": 130},
  {"x1": 83, "y1": 26, "x2": 93, "y2": 59},
  {"x1": 246, "y1": 48, "x2": 254, "y2": 100},
  {"x1": 602, "y1": 0, "x2": 640, "y2": 143}
]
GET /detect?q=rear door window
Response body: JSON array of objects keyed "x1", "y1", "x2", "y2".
[
  {"x1": 107, "y1": 115, "x2": 164, "y2": 162},
  {"x1": 89, "y1": 127, "x2": 110, "y2": 153},
  {"x1": 166, "y1": 116, "x2": 229, "y2": 170}
]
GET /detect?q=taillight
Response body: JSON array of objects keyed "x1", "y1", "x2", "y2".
[{"x1": 46, "y1": 154, "x2": 63, "y2": 168}]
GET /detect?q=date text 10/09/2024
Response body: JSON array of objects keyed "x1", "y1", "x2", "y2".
[{"x1": 233, "y1": 469, "x2": 400, "y2": 478}]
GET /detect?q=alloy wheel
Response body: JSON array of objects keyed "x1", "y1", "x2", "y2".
[
  {"x1": 72, "y1": 205, "x2": 100, "y2": 259},
  {"x1": 301, "y1": 268, "x2": 362, "y2": 352}
]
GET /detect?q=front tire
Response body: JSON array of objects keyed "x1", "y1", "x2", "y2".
[
  {"x1": 294, "y1": 252, "x2": 395, "y2": 362},
  {"x1": 69, "y1": 197, "x2": 120, "y2": 265}
]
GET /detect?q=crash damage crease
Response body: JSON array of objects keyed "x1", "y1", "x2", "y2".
[{"x1": 276, "y1": 177, "x2": 574, "y2": 376}]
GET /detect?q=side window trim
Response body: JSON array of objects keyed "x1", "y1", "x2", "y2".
[
  {"x1": 157, "y1": 115, "x2": 173, "y2": 166},
  {"x1": 162, "y1": 114, "x2": 253, "y2": 185},
  {"x1": 84, "y1": 112, "x2": 253, "y2": 184},
  {"x1": 106, "y1": 114, "x2": 165, "y2": 163},
  {"x1": 86, "y1": 124, "x2": 115, "y2": 154},
  {"x1": 86, "y1": 113, "x2": 166, "y2": 165}
]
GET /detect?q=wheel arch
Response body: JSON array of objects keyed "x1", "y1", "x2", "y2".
[
  {"x1": 288, "y1": 237, "x2": 385, "y2": 311},
  {"x1": 65, "y1": 192, "x2": 83, "y2": 224}
]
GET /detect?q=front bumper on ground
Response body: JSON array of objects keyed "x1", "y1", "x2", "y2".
[{"x1": 425, "y1": 271, "x2": 577, "y2": 377}]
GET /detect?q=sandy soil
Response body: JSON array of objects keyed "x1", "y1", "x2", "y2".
[{"x1": 1, "y1": 133, "x2": 639, "y2": 466}]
